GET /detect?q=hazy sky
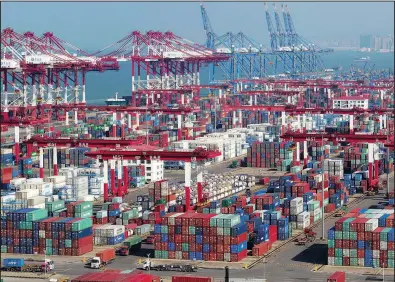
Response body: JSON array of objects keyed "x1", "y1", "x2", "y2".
[{"x1": 2, "y1": 2, "x2": 394, "y2": 50}]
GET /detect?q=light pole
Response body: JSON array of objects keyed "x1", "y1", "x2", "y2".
[
  {"x1": 382, "y1": 262, "x2": 385, "y2": 281},
  {"x1": 44, "y1": 248, "x2": 47, "y2": 276},
  {"x1": 147, "y1": 253, "x2": 151, "y2": 275}
]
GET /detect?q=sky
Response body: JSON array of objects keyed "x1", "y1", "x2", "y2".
[{"x1": 2, "y1": 2, "x2": 394, "y2": 50}]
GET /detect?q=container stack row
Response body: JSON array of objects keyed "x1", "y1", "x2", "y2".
[
  {"x1": 1, "y1": 208, "x2": 93, "y2": 255},
  {"x1": 328, "y1": 208, "x2": 394, "y2": 268}
]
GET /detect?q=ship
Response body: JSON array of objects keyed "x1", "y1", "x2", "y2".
[
  {"x1": 354, "y1": 56, "x2": 370, "y2": 62},
  {"x1": 105, "y1": 92, "x2": 127, "y2": 106}
]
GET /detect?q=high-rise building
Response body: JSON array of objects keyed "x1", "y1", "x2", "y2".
[
  {"x1": 373, "y1": 36, "x2": 382, "y2": 51},
  {"x1": 382, "y1": 37, "x2": 391, "y2": 50},
  {"x1": 360, "y1": 35, "x2": 372, "y2": 48}
]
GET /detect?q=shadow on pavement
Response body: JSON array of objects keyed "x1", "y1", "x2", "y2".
[
  {"x1": 290, "y1": 243, "x2": 327, "y2": 265},
  {"x1": 133, "y1": 246, "x2": 154, "y2": 258}
]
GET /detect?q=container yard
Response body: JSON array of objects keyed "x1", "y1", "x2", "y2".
[{"x1": 1, "y1": 1, "x2": 394, "y2": 282}]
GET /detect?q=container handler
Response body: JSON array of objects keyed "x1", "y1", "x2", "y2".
[
  {"x1": 142, "y1": 258, "x2": 197, "y2": 272},
  {"x1": 89, "y1": 249, "x2": 116, "y2": 269},
  {"x1": 1, "y1": 258, "x2": 54, "y2": 272}
]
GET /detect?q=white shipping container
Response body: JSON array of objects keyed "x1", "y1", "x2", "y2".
[
  {"x1": 45, "y1": 175, "x2": 67, "y2": 184},
  {"x1": 27, "y1": 196, "x2": 46, "y2": 206},
  {"x1": 1, "y1": 194, "x2": 16, "y2": 203},
  {"x1": 327, "y1": 257, "x2": 335, "y2": 266},
  {"x1": 365, "y1": 219, "x2": 379, "y2": 231},
  {"x1": 380, "y1": 241, "x2": 387, "y2": 250},
  {"x1": 290, "y1": 205, "x2": 303, "y2": 215},
  {"x1": 297, "y1": 211, "x2": 310, "y2": 221},
  {"x1": 290, "y1": 197, "x2": 303, "y2": 207},
  {"x1": 16, "y1": 189, "x2": 40, "y2": 200}
]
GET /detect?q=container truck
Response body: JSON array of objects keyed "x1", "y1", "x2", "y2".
[
  {"x1": 89, "y1": 249, "x2": 116, "y2": 269},
  {"x1": 116, "y1": 236, "x2": 142, "y2": 256},
  {"x1": 1, "y1": 258, "x2": 54, "y2": 272},
  {"x1": 142, "y1": 258, "x2": 197, "y2": 272},
  {"x1": 327, "y1": 271, "x2": 346, "y2": 282}
]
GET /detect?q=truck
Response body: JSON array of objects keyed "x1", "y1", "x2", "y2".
[
  {"x1": 1, "y1": 258, "x2": 54, "y2": 272},
  {"x1": 116, "y1": 236, "x2": 142, "y2": 256},
  {"x1": 327, "y1": 271, "x2": 345, "y2": 282},
  {"x1": 142, "y1": 258, "x2": 197, "y2": 272},
  {"x1": 89, "y1": 249, "x2": 116, "y2": 269}
]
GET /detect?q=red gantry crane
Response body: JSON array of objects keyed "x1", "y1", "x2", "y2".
[{"x1": 84, "y1": 147, "x2": 221, "y2": 208}]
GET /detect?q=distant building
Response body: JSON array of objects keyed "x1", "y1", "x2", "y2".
[
  {"x1": 373, "y1": 36, "x2": 382, "y2": 51},
  {"x1": 360, "y1": 35, "x2": 373, "y2": 48},
  {"x1": 332, "y1": 96, "x2": 369, "y2": 110},
  {"x1": 382, "y1": 37, "x2": 391, "y2": 50}
]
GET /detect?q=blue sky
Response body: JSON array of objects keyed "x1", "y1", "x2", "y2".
[{"x1": 2, "y1": 2, "x2": 393, "y2": 50}]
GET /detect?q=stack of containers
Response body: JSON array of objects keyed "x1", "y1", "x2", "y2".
[
  {"x1": 18, "y1": 158, "x2": 34, "y2": 178},
  {"x1": 343, "y1": 144, "x2": 368, "y2": 173},
  {"x1": 66, "y1": 201, "x2": 93, "y2": 218},
  {"x1": 150, "y1": 180, "x2": 170, "y2": 205},
  {"x1": 101, "y1": 202, "x2": 121, "y2": 224},
  {"x1": 93, "y1": 210, "x2": 108, "y2": 225},
  {"x1": 128, "y1": 165, "x2": 146, "y2": 188},
  {"x1": 136, "y1": 195, "x2": 153, "y2": 212},
  {"x1": 246, "y1": 141, "x2": 293, "y2": 170},
  {"x1": 153, "y1": 213, "x2": 248, "y2": 262},
  {"x1": 69, "y1": 148, "x2": 92, "y2": 167},
  {"x1": 121, "y1": 206, "x2": 141, "y2": 225},
  {"x1": 45, "y1": 200, "x2": 66, "y2": 216},
  {"x1": 93, "y1": 224, "x2": 125, "y2": 245},
  {"x1": 1, "y1": 209, "x2": 93, "y2": 255},
  {"x1": 308, "y1": 142, "x2": 329, "y2": 162},
  {"x1": 328, "y1": 209, "x2": 394, "y2": 268},
  {"x1": 324, "y1": 159, "x2": 344, "y2": 179}
]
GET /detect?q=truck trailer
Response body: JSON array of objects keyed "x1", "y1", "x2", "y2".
[
  {"x1": 1, "y1": 258, "x2": 54, "y2": 272},
  {"x1": 89, "y1": 249, "x2": 116, "y2": 269}
]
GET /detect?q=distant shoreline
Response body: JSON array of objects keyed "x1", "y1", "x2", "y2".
[{"x1": 326, "y1": 47, "x2": 394, "y2": 52}]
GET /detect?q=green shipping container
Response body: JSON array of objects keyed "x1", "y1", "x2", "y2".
[
  {"x1": 26, "y1": 209, "x2": 48, "y2": 221},
  {"x1": 75, "y1": 202, "x2": 93, "y2": 212},
  {"x1": 350, "y1": 258, "x2": 358, "y2": 266},
  {"x1": 75, "y1": 210, "x2": 93, "y2": 219},
  {"x1": 161, "y1": 225, "x2": 168, "y2": 234},
  {"x1": 45, "y1": 200, "x2": 65, "y2": 212},
  {"x1": 124, "y1": 236, "x2": 142, "y2": 248},
  {"x1": 335, "y1": 248, "x2": 343, "y2": 257},
  {"x1": 181, "y1": 243, "x2": 189, "y2": 252},
  {"x1": 71, "y1": 218, "x2": 93, "y2": 231},
  {"x1": 334, "y1": 257, "x2": 343, "y2": 266},
  {"x1": 1, "y1": 245, "x2": 7, "y2": 253},
  {"x1": 222, "y1": 199, "x2": 233, "y2": 207},
  {"x1": 65, "y1": 239, "x2": 72, "y2": 248},
  {"x1": 188, "y1": 226, "x2": 195, "y2": 235},
  {"x1": 155, "y1": 198, "x2": 167, "y2": 205},
  {"x1": 328, "y1": 239, "x2": 335, "y2": 248},
  {"x1": 388, "y1": 259, "x2": 394, "y2": 268}
]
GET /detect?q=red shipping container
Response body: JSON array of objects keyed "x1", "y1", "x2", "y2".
[
  {"x1": 327, "y1": 271, "x2": 346, "y2": 282},
  {"x1": 1, "y1": 167, "x2": 13, "y2": 183}
]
